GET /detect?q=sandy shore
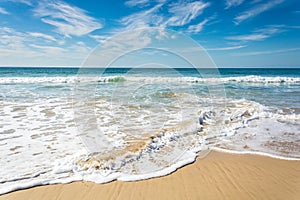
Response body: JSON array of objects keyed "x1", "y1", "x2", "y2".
[{"x1": 1, "y1": 150, "x2": 299, "y2": 200}]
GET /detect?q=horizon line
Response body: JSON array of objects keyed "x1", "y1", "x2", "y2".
[{"x1": 0, "y1": 66, "x2": 299, "y2": 69}]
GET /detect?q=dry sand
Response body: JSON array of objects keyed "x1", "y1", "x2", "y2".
[{"x1": 1, "y1": 150, "x2": 299, "y2": 200}]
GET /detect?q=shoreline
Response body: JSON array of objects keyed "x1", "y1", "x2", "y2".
[
  {"x1": 212, "y1": 147, "x2": 300, "y2": 161},
  {"x1": 1, "y1": 150, "x2": 299, "y2": 200}
]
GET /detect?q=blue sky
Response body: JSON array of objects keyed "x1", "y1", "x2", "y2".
[{"x1": 0, "y1": 0, "x2": 299, "y2": 67}]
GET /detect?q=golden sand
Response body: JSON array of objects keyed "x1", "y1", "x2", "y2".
[{"x1": 1, "y1": 151, "x2": 299, "y2": 200}]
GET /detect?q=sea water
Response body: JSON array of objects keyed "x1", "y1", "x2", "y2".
[{"x1": 0, "y1": 67, "x2": 299, "y2": 194}]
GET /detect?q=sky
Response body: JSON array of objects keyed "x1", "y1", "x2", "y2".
[{"x1": 0, "y1": 0, "x2": 299, "y2": 68}]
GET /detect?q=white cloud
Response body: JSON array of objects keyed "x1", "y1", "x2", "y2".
[
  {"x1": 0, "y1": 27, "x2": 92, "y2": 66},
  {"x1": 33, "y1": 0, "x2": 103, "y2": 37},
  {"x1": 0, "y1": 7, "x2": 9, "y2": 15},
  {"x1": 29, "y1": 44, "x2": 66, "y2": 54},
  {"x1": 235, "y1": 48, "x2": 300, "y2": 56},
  {"x1": 226, "y1": 26, "x2": 284, "y2": 41},
  {"x1": 227, "y1": 34, "x2": 269, "y2": 41},
  {"x1": 0, "y1": 27, "x2": 44, "y2": 65},
  {"x1": 187, "y1": 19, "x2": 208, "y2": 34},
  {"x1": 89, "y1": 35, "x2": 110, "y2": 44},
  {"x1": 119, "y1": 4, "x2": 163, "y2": 30},
  {"x1": 4, "y1": 0, "x2": 33, "y2": 6},
  {"x1": 166, "y1": 1, "x2": 210, "y2": 26},
  {"x1": 103, "y1": 29, "x2": 153, "y2": 52},
  {"x1": 119, "y1": 0, "x2": 210, "y2": 34},
  {"x1": 234, "y1": 0, "x2": 284, "y2": 24},
  {"x1": 28, "y1": 32, "x2": 57, "y2": 42},
  {"x1": 207, "y1": 45, "x2": 246, "y2": 51},
  {"x1": 0, "y1": 27, "x2": 27, "y2": 49},
  {"x1": 125, "y1": 0, "x2": 150, "y2": 7},
  {"x1": 0, "y1": 27, "x2": 14, "y2": 33},
  {"x1": 124, "y1": 0, "x2": 166, "y2": 7},
  {"x1": 225, "y1": 0, "x2": 244, "y2": 9},
  {"x1": 69, "y1": 41, "x2": 92, "y2": 55},
  {"x1": 0, "y1": 28, "x2": 61, "y2": 52}
]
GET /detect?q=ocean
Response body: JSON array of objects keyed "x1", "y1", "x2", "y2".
[{"x1": 0, "y1": 67, "x2": 299, "y2": 194}]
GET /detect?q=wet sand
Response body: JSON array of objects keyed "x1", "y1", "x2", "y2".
[{"x1": 1, "y1": 150, "x2": 299, "y2": 200}]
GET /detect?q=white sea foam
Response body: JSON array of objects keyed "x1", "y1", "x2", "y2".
[{"x1": 212, "y1": 147, "x2": 300, "y2": 161}]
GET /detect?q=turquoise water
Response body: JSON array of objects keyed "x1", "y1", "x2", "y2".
[
  {"x1": 1, "y1": 67, "x2": 299, "y2": 77},
  {"x1": 1, "y1": 67, "x2": 299, "y2": 110}
]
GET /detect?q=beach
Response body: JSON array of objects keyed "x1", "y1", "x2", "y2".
[{"x1": 1, "y1": 150, "x2": 299, "y2": 200}]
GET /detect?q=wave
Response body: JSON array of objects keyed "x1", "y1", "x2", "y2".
[
  {"x1": 71, "y1": 97, "x2": 300, "y2": 184},
  {"x1": 118, "y1": 76, "x2": 300, "y2": 84},
  {"x1": 208, "y1": 75, "x2": 300, "y2": 84},
  {"x1": 0, "y1": 75, "x2": 299, "y2": 84}
]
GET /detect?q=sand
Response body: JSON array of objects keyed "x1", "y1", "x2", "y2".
[{"x1": 1, "y1": 150, "x2": 299, "y2": 200}]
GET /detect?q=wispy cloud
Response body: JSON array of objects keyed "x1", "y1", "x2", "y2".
[
  {"x1": 124, "y1": 0, "x2": 167, "y2": 7},
  {"x1": 226, "y1": 26, "x2": 284, "y2": 41},
  {"x1": 187, "y1": 19, "x2": 208, "y2": 34},
  {"x1": 33, "y1": 0, "x2": 103, "y2": 37},
  {"x1": 225, "y1": 0, "x2": 244, "y2": 9},
  {"x1": 0, "y1": 27, "x2": 28, "y2": 49},
  {"x1": 89, "y1": 35, "x2": 110, "y2": 44},
  {"x1": 4, "y1": 0, "x2": 33, "y2": 6},
  {"x1": 0, "y1": 7, "x2": 9, "y2": 15},
  {"x1": 234, "y1": 0, "x2": 284, "y2": 24},
  {"x1": 165, "y1": 1, "x2": 210, "y2": 26},
  {"x1": 207, "y1": 45, "x2": 246, "y2": 51},
  {"x1": 124, "y1": 0, "x2": 150, "y2": 7},
  {"x1": 227, "y1": 34, "x2": 268, "y2": 41},
  {"x1": 120, "y1": 0, "x2": 210, "y2": 34},
  {"x1": 235, "y1": 48, "x2": 300, "y2": 56},
  {"x1": 29, "y1": 44, "x2": 66, "y2": 54},
  {"x1": 28, "y1": 32, "x2": 57, "y2": 42},
  {"x1": 119, "y1": 4, "x2": 163, "y2": 30},
  {"x1": 0, "y1": 27, "x2": 92, "y2": 66}
]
